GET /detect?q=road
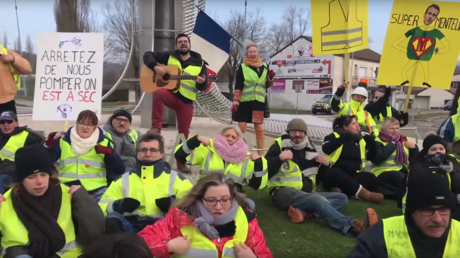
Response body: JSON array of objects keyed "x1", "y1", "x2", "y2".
[{"x1": 17, "y1": 106, "x2": 32, "y2": 115}]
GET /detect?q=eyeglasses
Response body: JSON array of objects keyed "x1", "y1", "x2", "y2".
[
  {"x1": 419, "y1": 207, "x2": 451, "y2": 216},
  {"x1": 139, "y1": 148, "x2": 160, "y2": 154},
  {"x1": 0, "y1": 120, "x2": 13, "y2": 125},
  {"x1": 77, "y1": 122, "x2": 95, "y2": 128},
  {"x1": 114, "y1": 117, "x2": 130, "y2": 124},
  {"x1": 203, "y1": 198, "x2": 231, "y2": 206}
]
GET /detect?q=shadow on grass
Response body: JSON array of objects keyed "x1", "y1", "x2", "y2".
[{"x1": 245, "y1": 188, "x2": 401, "y2": 257}]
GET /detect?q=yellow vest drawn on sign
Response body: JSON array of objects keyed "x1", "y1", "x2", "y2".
[{"x1": 311, "y1": 0, "x2": 369, "y2": 55}]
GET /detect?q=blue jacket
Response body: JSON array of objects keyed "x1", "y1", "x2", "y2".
[
  {"x1": 437, "y1": 117, "x2": 454, "y2": 143},
  {"x1": 47, "y1": 127, "x2": 126, "y2": 179}
]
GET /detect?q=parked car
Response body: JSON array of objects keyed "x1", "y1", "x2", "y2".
[
  {"x1": 312, "y1": 95, "x2": 334, "y2": 115},
  {"x1": 445, "y1": 100, "x2": 453, "y2": 111}
]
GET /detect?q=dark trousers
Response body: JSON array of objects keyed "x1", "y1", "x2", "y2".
[
  {"x1": 0, "y1": 100, "x2": 16, "y2": 114},
  {"x1": 322, "y1": 167, "x2": 379, "y2": 197},
  {"x1": 377, "y1": 171, "x2": 406, "y2": 200}
]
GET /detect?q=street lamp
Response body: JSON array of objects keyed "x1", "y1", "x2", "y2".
[{"x1": 14, "y1": 0, "x2": 22, "y2": 55}]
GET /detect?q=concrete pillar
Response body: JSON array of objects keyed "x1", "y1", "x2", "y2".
[{"x1": 139, "y1": 0, "x2": 154, "y2": 128}]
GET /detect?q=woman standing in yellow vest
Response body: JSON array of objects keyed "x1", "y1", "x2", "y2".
[
  {"x1": 175, "y1": 126, "x2": 275, "y2": 212},
  {"x1": 45, "y1": 110, "x2": 125, "y2": 201},
  {"x1": 231, "y1": 41, "x2": 276, "y2": 155},
  {"x1": 0, "y1": 144, "x2": 104, "y2": 258},
  {"x1": 322, "y1": 116, "x2": 384, "y2": 204},
  {"x1": 369, "y1": 118, "x2": 419, "y2": 200},
  {"x1": 138, "y1": 172, "x2": 273, "y2": 258}
]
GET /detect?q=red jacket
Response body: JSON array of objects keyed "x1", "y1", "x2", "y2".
[{"x1": 138, "y1": 208, "x2": 273, "y2": 258}]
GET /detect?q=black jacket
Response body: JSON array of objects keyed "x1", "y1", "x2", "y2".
[
  {"x1": 0, "y1": 126, "x2": 44, "y2": 176},
  {"x1": 265, "y1": 134, "x2": 320, "y2": 193},
  {"x1": 322, "y1": 130, "x2": 375, "y2": 172},
  {"x1": 408, "y1": 159, "x2": 460, "y2": 194},
  {"x1": 369, "y1": 133, "x2": 419, "y2": 167},
  {"x1": 143, "y1": 50, "x2": 208, "y2": 104},
  {"x1": 365, "y1": 99, "x2": 407, "y2": 127},
  {"x1": 348, "y1": 214, "x2": 451, "y2": 258}
]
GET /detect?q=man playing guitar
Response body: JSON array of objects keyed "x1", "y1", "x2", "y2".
[{"x1": 143, "y1": 33, "x2": 208, "y2": 173}]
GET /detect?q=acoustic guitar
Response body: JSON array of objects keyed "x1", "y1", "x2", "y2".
[{"x1": 140, "y1": 64, "x2": 218, "y2": 93}]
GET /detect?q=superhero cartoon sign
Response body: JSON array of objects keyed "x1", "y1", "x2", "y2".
[
  {"x1": 310, "y1": 0, "x2": 369, "y2": 55},
  {"x1": 377, "y1": 0, "x2": 460, "y2": 89}
]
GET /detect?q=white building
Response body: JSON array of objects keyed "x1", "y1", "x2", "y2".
[{"x1": 268, "y1": 36, "x2": 381, "y2": 111}]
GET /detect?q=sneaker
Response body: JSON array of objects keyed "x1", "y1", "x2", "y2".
[
  {"x1": 287, "y1": 206, "x2": 315, "y2": 223},
  {"x1": 349, "y1": 208, "x2": 378, "y2": 236}
]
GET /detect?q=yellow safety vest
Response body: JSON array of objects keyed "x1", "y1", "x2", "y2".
[
  {"x1": 167, "y1": 56, "x2": 203, "y2": 101},
  {"x1": 327, "y1": 132, "x2": 366, "y2": 171},
  {"x1": 0, "y1": 131, "x2": 28, "y2": 161},
  {"x1": 383, "y1": 216, "x2": 460, "y2": 257},
  {"x1": 0, "y1": 184, "x2": 80, "y2": 258},
  {"x1": 99, "y1": 169, "x2": 190, "y2": 217},
  {"x1": 173, "y1": 206, "x2": 248, "y2": 258},
  {"x1": 371, "y1": 138, "x2": 409, "y2": 176},
  {"x1": 401, "y1": 171, "x2": 451, "y2": 214},
  {"x1": 450, "y1": 114, "x2": 460, "y2": 142},
  {"x1": 58, "y1": 138, "x2": 109, "y2": 191},
  {"x1": 0, "y1": 45, "x2": 20, "y2": 90},
  {"x1": 334, "y1": 98, "x2": 379, "y2": 136},
  {"x1": 105, "y1": 130, "x2": 139, "y2": 148},
  {"x1": 320, "y1": 0, "x2": 363, "y2": 51},
  {"x1": 240, "y1": 64, "x2": 267, "y2": 103},
  {"x1": 177, "y1": 140, "x2": 268, "y2": 189},
  {"x1": 267, "y1": 137, "x2": 315, "y2": 191},
  {"x1": 375, "y1": 106, "x2": 393, "y2": 129}
]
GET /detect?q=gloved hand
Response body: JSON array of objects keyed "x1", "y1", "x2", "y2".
[
  {"x1": 231, "y1": 102, "x2": 239, "y2": 113},
  {"x1": 155, "y1": 196, "x2": 176, "y2": 213},
  {"x1": 400, "y1": 111, "x2": 409, "y2": 126},
  {"x1": 45, "y1": 132, "x2": 59, "y2": 148},
  {"x1": 400, "y1": 135, "x2": 408, "y2": 143},
  {"x1": 362, "y1": 134, "x2": 374, "y2": 143},
  {"x1": 383, "y1": 87, "x2": 392, "y2": 100},
  {"x1": 268, "y1": 70, "x2": 276, "y2": 80},
  {"x1": 350, "y1": 133, "x2": 363, "y2": 141},
  {"x1": 113, "y1": 197, "x2": 141, "y2": 214},
  {"x1": 232, "y1": 89, "x2": 241, "y2": 113},
  {"x1": 95, "y1": 145, "x2": 113, "y2": 156}
]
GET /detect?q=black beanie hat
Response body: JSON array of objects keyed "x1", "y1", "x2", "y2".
[
  {"x1": 406, "y1": 172, "x2": 456, "y2": 213},
  {"x1": 15, "y1": 145, "x2": 56, "y2": 182},
  {"x1": 111, "y1": 109, "x2": 132, "y2": 123},
  {"x1": 423, "y1": 134, "x2": 446, "y2": 151}
]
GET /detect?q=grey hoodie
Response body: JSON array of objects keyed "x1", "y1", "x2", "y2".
[{"x1": 103, "y1": 117, "x2": 142, "y2": 172}]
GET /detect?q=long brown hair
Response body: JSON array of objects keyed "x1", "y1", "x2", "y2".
[
  {"x1": 11, "y1": 176, "x2": 60, "y2": 196},
  {"x1": 174, "y1": 172, "x2": 248, "y2": 218}
]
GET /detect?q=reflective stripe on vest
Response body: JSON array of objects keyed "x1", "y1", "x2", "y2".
[
  {"x1": 0, "y1": 131, "x2": 28, "y2": 161},
  {"x1": 240, "y1": 64, "x2": 267, "y2": 103},
  {"x1": 0, "y1": 184, "x2": 81, "y2": 258},
  {"x1": 327, "y1": 132, "x2": 366, "y2": 171},
  {"x1": 58, "y1": 138, "x2": 108, "y2": 191},
  {"x1": 383, "y1": 216, "x2": 460, "y2": 257},
  {"x1": 174, "y1": 206, "x2": 248, "y2": 258},
  {"x1": 103, "y1": 170, "x2": 178, "y2": 218},
  {"x1": 105, "y1": 130, "x2": 138, "y2": 148},
  {"x1": 0, "y1": 45, "x2": 20, "y2": 90},
  {"x1": 375, "y1": 106, "x2": 393, "y2": 127},
  {"x1": 267, "y1": 137, "x2": 303, "y2": 190},
  {"x1": 168, "y1": 56, "x2": 202, "y2": 101},
  {"x1": 370, "y1": 138, "x2": 408, "y2": 176}
]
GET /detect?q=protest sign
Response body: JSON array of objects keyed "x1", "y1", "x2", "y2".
[{"x1": 33, "y1": 32, "x2": 104, "y2": 121}]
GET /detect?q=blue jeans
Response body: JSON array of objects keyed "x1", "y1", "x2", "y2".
[
  {"x1": 0, "y1": 174, "x2": 12, "y2": 194},
  {"x1": 272, "y1": 188, "x2": 354, "y2": 235},
  {"x1": 89, "y1": 186, "x2": 107, "y2": 202},
  {"x1": 105, "y1": 212, "x2": 138, "y2": 233},
  {"x1": 247, "y1": 198, "x2": 256, "y2": 212}
]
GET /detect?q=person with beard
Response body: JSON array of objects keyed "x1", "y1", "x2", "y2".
[
  {"x1": 348, "y1": 172, "x2": 460, "y2": 258},
  {"x1": 231, "y1": 41, "x2": 276, "y2": 155},
  {"x1": 0, "y1": 144, "x2": 104, "y2": 258},
  {"x1": 143, "y1": 33, "x2": 208, "y2": 174},
  {"x1": 400, "y1": 134, "x2": 460, "y2": 220},
  {"x1": 365, "y1": 86, "x2": 409, "y2": 129},
  {"x1": 103, "y1": 109, "x2": 142, "y2": 172},
  {"x1": 264, "y1": 118, "x2": 379, "y2": 237},
  {"x1": 100, "y1": 133, "x2": 192, "y2": 234}
]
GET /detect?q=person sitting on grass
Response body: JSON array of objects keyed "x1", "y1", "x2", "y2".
[
  {"x1": 264, "y1": 118, "x2": 378, "y2": 237},
  {"x1": 368, "y1": 117, "x2": 418, "y2": 200},
  {"x1": 138, "y1": 172, "x2": 273, "y2": 258},
  {"x1": 174, "y1": 126, "x2": 277, "y2": 212},
  {"x1": 81, "y1": 233, "x2": 152, "y2": 258}
]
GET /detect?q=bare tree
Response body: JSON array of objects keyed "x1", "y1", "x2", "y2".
[
  {"x1": 13, "y1": 37, "x2": 20, "y2": 52},
  {"x1": 25, "y1": 34, "x2": 34, "y2": 53},
  {"x1": 220, "y1": 9, "x2": 266, "y2": 95},
  {"x1": 265, "y1": 6, "x2": 311, "y2": 55},
  {"x1": 54, "y1": 0, "x2": 98, "y2": 32},
  {"x1": 2, "y1": 31, "x2": 8, "y2": 47}
]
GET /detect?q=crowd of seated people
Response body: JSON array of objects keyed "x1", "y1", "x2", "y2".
[{"x1": 3, "y1": 105, "x2": 460, "y2": 257}]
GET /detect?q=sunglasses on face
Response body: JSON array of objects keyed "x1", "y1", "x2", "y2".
[{"x1": 0, "y1": 120, "x2": 13, "y2": 125}]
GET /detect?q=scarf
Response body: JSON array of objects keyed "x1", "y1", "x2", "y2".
[
  {"x1": 426, "y1": 154, "x2": 454, "y2": 173},
  {"x1": 245, "y1": 57, "x2": 263, "y2": 67},
  {"x1": 70, "y1": 126, "x2": 100, "y2": 155},
  {"x1": 194, "y1": 200, "x2": 239, "y2": 239},
  {"x1": 379, "y1": 132, "x2": 408, "y2": 164},
  {"x1": 213, "y1": 134, "x2": 248, "y2": 164},
  {"x1": 11, "y1": 182, "x2": 65, "y2": 258}
]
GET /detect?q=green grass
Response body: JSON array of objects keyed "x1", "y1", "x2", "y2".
[
  {"x1": 245, "y1": 188, "x2": 400, "y2": 256},
  {"x1": 413, "y1": 112, "x2": 448, "y2": 120}
]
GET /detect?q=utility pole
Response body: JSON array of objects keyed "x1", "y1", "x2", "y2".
[
  {"x1": 244, "y1": 0, "x2": 247, "y2": 38},
  {"x1": 14, "y1": 0, "x2": 22, "y2": 55}
]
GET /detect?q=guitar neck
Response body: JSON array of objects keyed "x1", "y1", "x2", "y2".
[{"x1": 170, "y1": 75, "x2": 198, "y2": 80}]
